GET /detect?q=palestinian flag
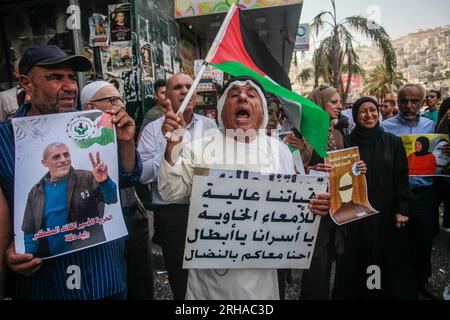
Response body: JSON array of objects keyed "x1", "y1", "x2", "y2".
[
  {"x1": 77, "y1": 113, "x2": 115, "y2": 149},
  {"x1": 208, "y1": 6, "x2": 330, "y2": 157}
]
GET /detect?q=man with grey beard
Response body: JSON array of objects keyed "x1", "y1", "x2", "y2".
[
  {"x1": 137, "y1": 73, "x2": 217, "y2": 300},
  {"x1": 381, "y1": 83, "x2": 437, "y2": 299},
  {"x1": 0, "y1": 45, "x2": 141, "y2": 300}
]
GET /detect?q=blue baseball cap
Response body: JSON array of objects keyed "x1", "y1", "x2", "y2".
[{"x1": 19, "y1": 45, "x2": 92, "y2": 75}]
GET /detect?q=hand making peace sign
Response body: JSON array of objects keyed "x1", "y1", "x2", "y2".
[{"x1": 89, "y1": 151, "x2": 109, "y2": 183}]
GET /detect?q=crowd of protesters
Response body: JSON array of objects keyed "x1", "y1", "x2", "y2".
[{"x1": 0, "y1": 45, "x2": 449, "y2": 301}]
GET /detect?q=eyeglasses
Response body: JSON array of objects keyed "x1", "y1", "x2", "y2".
[
  {"x1": 398, "y1": 98, "x2": 421, "y2": 105},
  {"x1": 91, "y1": 96, "x2": 124, "y2": 105}
]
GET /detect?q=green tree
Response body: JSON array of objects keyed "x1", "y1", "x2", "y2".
[
  {"x1": 296, "y1": 68, "x2": 314, "y2": 83},
  {"x1": 363, "y1": 64, "x2": 405, "y2": 102},
  {"x1": 311, "y1": 0, "x2": 397, "y2": 101}
]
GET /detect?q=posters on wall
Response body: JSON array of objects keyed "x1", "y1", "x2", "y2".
[
  {"x1": 111, "y1": 44, "x2": 133, "y2": 72},
  {"x1": 140, "y1": 43, "x2": 154, "y2": 81},
  {"x1": 100, "y1": 46, "x2": 112, "y2": 77},
  {"x1": 108, "y1": 3, "x2": 131, "y2": 43},
  {"x1": 159, "y1": 17, "x2": 169, "y2": 45},
  {"x1": 162, "y1": 41, "x2": 172, "y2": 71},
  {"x1": 180, "y1": 39, "x2": 195, "y2": 77},
  {"x1": 155, "y1": 65, "x2": 166, "y2": 82},
  {"x1": 400, "y1": 134, "x2": 450, "y2": 176},
  {"x1": 183, "y1": 169, "x2": 327, "y2": 269},
  {"x1": 173, "y1": 60, "x2": 180, "y2": 75},
  {"x1": 85, "y1": 3, "x2": 179, "y2": 104},
  {"x1": 169, "y1": 20, "x2": 180, "y2": 59},
  {"x1": 137, "y1": 15, "x2": 149, "y2": 43},
  {"x1": 122, "y1": 66, "x2": 140, "y2": 103},
  {"x1": 88, "y1": 13, "x2": 109, "y2": 47},
  {"x1": 12, "y1": 111, "x2": 128, "y2": 259},
  {"x1": 325, "y1": 147, "x2": 378, "y2": 225}
]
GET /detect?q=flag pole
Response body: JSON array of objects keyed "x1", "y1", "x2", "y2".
[{"x1": 165, "y1": 4, "x2": 237, "y2": 140}]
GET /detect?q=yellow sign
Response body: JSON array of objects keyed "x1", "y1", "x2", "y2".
[
  {"x1": 400, "y1": 134, "x2": 450, "y2": 176},
  {"x1": 325, "y1": 147, "x2": 378, "y2": 225},
  {"x1": 175, "y1": 0, "x2": 303, "y2": 18}
]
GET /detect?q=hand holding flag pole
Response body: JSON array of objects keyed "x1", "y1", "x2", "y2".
[{"x1": 164, "y1": 4, "x2": 237, "y2": 140}]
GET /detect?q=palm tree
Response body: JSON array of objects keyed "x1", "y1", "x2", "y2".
[
  {"x1": 296, "y1": 68, "x2": 314, "y2": 83},
  {"x1": 364, "y1": 64, "x2": 405, "y2": 102},
  {"x1": 341, "y1": 64, "x2": 365, "y2": 100},
  {"x1": 311, "y1": 0, "x2": 397, "y2": 101}
]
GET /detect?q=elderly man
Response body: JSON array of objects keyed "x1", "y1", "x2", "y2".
[
  {"x1": 381, "y1": 83, "x2": 437, "y2": 299},
  {"x1": 137, "y1": 73, "x2": 217, "y2": 300},
  {"x1": 22, "y1": 143, "x2": 117, "y2": 257},
  {"x1": 158, "y1": 76, "x2": 330, "y2": 300},
  {"x1": 0, "y1": 45, "x2": 141, "y2": 300},
  {"x1": 80, "y1": 80, "x2": 152, "y2": 300},
  {"x1": 0, "y1": 59, "x2": 28, "y2": 122}
]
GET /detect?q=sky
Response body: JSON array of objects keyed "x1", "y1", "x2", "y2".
[{"x1": 299, "y1": 0, "x2": 450, "y2": 48}]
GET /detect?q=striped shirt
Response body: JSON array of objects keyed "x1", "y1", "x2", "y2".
[{"x1": 0, "y1": 104, "x2": 142, "y2": 300}]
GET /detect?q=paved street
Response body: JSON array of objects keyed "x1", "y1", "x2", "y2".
[{"x1": 150, "y1": 210, "x2": 450, "y2": 300}]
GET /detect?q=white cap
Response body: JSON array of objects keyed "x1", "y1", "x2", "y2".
[
  {"x1": 216, "y1": 79, "x2": 268, "y2": 129},
  {"x1": 80, "y1": 80, "x2": 112, "y2": 108}
]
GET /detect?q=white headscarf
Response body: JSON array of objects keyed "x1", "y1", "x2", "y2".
[
  {"x1": 216, "y1": 79, "x2": 268, "y2": 129},
  {"x1": 80, "y1": 81, "x2": 112, "y2": 108}
]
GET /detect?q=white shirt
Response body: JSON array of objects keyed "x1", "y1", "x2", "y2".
[
  {"x1": 0, "y1": 87, "x2": 19, "y2": 122},
  {"x1": 137, "y1": 113, "x2": 218, "y2": 204},
  {"x1": 159, "y1": 132, "x2": 295, "y2": 300}
]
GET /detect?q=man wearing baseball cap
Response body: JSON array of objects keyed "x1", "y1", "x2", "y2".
[{"x1": 0, "y1": 45, "x2": 142, "y2": 300}]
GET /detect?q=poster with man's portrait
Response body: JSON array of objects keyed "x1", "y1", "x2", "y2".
[
  {"x1": 12, "y1": 111, "x2": 128, "y2": 259},
  {"x1": 401, "y1": 134, "x2": 450, "y2": 176},
  {"x1": 140, "y1": 43, "x2": 154, "y2": 81},
  {"x1": 108, "y1": 3, "x2": 131, "y2": 43},
  {"x1": 162, "y1": 41, "x2": 172, "y2": 71},
  {"x1": 111, "y1": 44, "x2": 133, "y2": 72},
  {"x1": 325, "y1": 147, "x2": 378, "y2": 225}
]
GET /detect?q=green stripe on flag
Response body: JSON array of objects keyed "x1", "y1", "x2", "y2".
[
  {"x1": 211, "y1": 61, "x2": 330, "y2": 158},
  {"x1": 76, "y1": 127, "x2": 115, "y2": 149}
]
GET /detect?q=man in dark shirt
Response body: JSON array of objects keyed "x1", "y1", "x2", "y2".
[{"x1": 0, "y1": 45, "x2": 141, "y2": 300}]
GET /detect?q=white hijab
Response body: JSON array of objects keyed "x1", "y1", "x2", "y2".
[{"x1": 216, "y1": 79, "x2": 268, "y2": 129}]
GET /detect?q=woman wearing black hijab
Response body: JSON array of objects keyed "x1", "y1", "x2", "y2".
[
  {"x1": 333, "y1": 97, "x2": 417, "y2": 300},
  {"x1": 437, "y1": 97, "x2": 450, "y2": 134},
  {"x1": 407, "y1": 136, "x2": 436, "y2": 175}
]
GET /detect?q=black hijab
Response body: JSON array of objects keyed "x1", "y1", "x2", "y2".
[
  {"x1": 345, "y1": 97, "x2": 385, "y2": 218},
  {"x1": 349, "y1": 97, "x2": 384, "y2": 146},
  {"x1": 414, "y1": 136, "x2": 430, "y2": 156},
  {"x1": 437, "y1": 97, "x2": 450, "y2": 128}
]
